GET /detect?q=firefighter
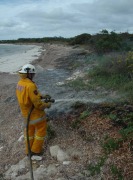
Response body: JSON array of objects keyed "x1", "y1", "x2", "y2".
[{"x1": 16, "y1": 64, "x2": 51, "y2": 156}]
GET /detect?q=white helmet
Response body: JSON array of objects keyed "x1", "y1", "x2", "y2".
[{"x1": 19, "y1": 64, "x2": 36, "y2": 74}]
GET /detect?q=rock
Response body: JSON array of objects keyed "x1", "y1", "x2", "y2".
[
  {"x1": 35, "y1": 165, "x2": 47, "y2": 175},
  {"x1": 47, "y1": 164, "x2": 58, "y2": 176},
  {"x1": 15, "y1": 165, "x2": 47, "y2": 180},
  {"x1": 16, "y1": 163, "x2": 57, "y2": 180},
  {"x1": 57, "y1": 149, "x2": 69, "y2": 162},
  {"x1": 67, "y1": 148, "x2": 82, "y2": 160},
  {"x1": 50, "y1": 145, "x2": 70, "y2": 162},
  {"x1": 15, "y1": 172, "x2": 31, "y2": 180},
  {"x1": 50, "y1": 145, "x2": 60, "y2": 158},
  {"x1": 0, "y1": 146, "x2": 4, "y2": 151},
  {"x1": 63, "y1": 161, "x2": 71, "y2": 165},
  {"x1": 18, "y1": 134, "x2": 24, "y2": 142},
  {"x1": 4, "y1": 157, "x2": 28, "y2": 179}
]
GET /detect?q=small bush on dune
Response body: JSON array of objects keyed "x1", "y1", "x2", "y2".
[
  {"x1": 95, "y1": 30, "x2": 122, "y2": 53},
  {"x1": 97, "y1": 53, "x2": 128, "y2": 75},
  {"x1": 90, "y1": 51, "x2": 133, "y2": 77},
  {"x1": 91, "y1": 30, "x2": 131, "y2": 53},
  {"x1": 69, "y1": 33, "x2": 91, "y2": 45},
  {"x1": 88, "y1": 51, "x2": 133, "y2": 100},
  {"x1": 126, "y1": 51, "x2": 133, "y2": 79}
]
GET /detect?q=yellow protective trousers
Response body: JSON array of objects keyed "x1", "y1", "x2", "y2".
[{"x1": 24, "y1": 120, "x2": 47, "y2": 154}]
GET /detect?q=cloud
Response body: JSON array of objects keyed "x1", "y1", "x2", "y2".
[{"x1": 0, "y1": 0, "x2": 133, "y2": 40}]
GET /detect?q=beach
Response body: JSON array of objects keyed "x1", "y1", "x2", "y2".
[
  {"x1": 0, "y1": 42, "x2": 75, "y2": 91},
  {"x1": 0, "y1": 44, "x2": 43, "y2": 73}
]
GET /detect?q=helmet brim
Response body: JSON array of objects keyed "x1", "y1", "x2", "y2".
[{"x1": 18, "y1": 70, "x2": 36, "y2": 74}]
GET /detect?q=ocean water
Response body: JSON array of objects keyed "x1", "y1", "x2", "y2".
[
  {"x1": 0, "y1": 44, "x2": 35, "y2": 57},
  {"x1": 0, "y1": 44, "x2": 42, "y2": 73}
]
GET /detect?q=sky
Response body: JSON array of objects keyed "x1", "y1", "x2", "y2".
[{"x1": 0, "y1": 0, "x2": 133, "y2": 40}]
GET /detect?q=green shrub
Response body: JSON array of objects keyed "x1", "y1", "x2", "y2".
[
  {"x1": 47, "y1": 124, "x2": 56, "y2": 140},
  {"x1": 126, "y1": 51, "x2": 133, "y2": 79},
  {"x1": 79, "y1": 110, "x2": 91, "y2": 119},
  {"x1": 69, "y1": 33, "x2": 91, "y2": 45},
  {"x1": 119, "y1": 126, "x2": 133, "y2": 140},
  {"x1": 95, "y1": 30, "x2": 122, "y2": 53},
  {"x1": 110, "y1": 164, "x2": 123, "y2": 180},
  {"x1": 67, "y1": 78, "x2": 88, "y2": 90},
  {"x1": 121, "y1": 81, "x2": 133, "y2": 102},
  {"x1": 87, "y1": 156, "x2": 106, "y2": 176},
  {"x1": 71, "y1": 110, "x2": 91, "y2": 129},
  {"x1": 71, "y1": 119, "x2": 82, "y2": 129},
  {"x1": 88, "y1": 52, "x2": 133, "y2": 97},
  {"x1": 102, "y1": 138, "x2": 122, "y2": 154},
  {"x1": 95, "y1": 53, "x2": 128, "y2": 75}
]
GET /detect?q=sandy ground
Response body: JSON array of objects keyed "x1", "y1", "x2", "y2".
[{"x1": 33, "y1": 43, "x2": 82, "y2": 69}]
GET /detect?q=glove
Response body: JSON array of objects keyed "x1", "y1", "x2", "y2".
[
  {"x1": 42, "y1": 94, "x2": 51, "y2": 99},
  {"x1": 46, "y1": 102, "x2": 51, "y2": 108}
]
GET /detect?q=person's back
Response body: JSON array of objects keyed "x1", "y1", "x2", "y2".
[{"x1": 16, "y1": 77, "x2": 45, "y2": 121}]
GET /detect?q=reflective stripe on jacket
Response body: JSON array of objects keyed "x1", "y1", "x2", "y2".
[{"x1": 24, "y1": 115, "x2": 46, "y2": 125}]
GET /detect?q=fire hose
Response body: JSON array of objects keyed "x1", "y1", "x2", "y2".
[{"x1": 26, "y1": 95, "x2": 55, "y2": 180}]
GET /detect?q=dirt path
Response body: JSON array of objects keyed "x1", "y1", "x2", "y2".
[{"x1": 33, "y1": 43, "x2": 84, "y2": 69}]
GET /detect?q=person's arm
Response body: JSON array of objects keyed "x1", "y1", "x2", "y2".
[{"x1": 28, "y1": 84, "x2": 51, "y2": 110}]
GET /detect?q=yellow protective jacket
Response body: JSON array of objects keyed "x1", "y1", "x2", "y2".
[{"x1": 16, "y1": 78, "x2": 48, "y2": 122}]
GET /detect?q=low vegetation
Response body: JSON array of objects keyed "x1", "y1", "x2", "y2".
[
  {"x1": 63, "y1": 30, "x2": 133, "y2": 179},
  {"x1": 68, "y1": 48, "x2": 133, "y2": 179},
  {"x1": 88, "y1": 51, "x2": 133, "y2": 101},
  {"x1": 69, "y1": 102, "x2": 133, "y2": 179},
  {"x1": 68, "y1": 51, "x2": 133, "y2": 102}
]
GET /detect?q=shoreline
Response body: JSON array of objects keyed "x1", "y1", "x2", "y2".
[
  {"x1": 0, "y1": 42, "x2": 81, "y2": 74},
  {"x1": 0, "y1": 43, "x2": 77, "y2": 86},
  {"x1": 0, "y1": 44, "x2": 43, "y2": 74}
]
